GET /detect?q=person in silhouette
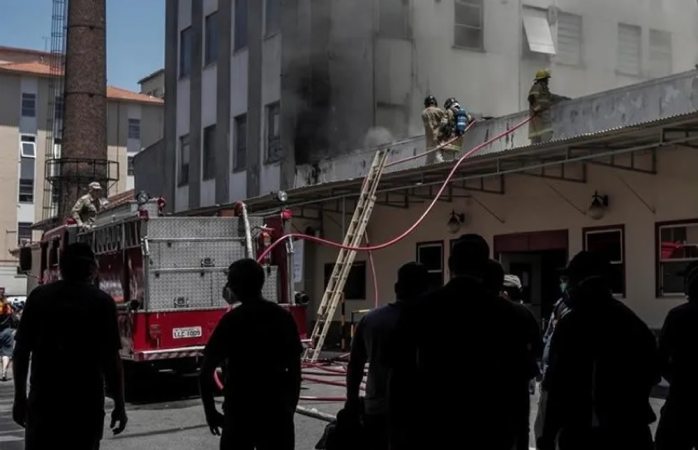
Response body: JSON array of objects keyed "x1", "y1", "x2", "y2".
[
  {"x1": 345, "y1": 262, "x2": 429, "y2": 450},
  {"x1": 538, "y1": 251, "x2": 659, "y2": 450},
  {"x1": 485, "y1": 260, "x2": 543, "y2": 450},
  {"x1": 200, "y1": 259, "x2": 302, "y2": 450},
  {"x1": 389, "y1": 234, "x2": 533, "y2": 450},
  {"x1": 655, "y1": 261, "x2": 698, "y2": 450},
  {"x1": 13, "y1": 242, "x2": 127, "y2": 450}
]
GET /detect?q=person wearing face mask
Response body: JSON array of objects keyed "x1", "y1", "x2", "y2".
[
  {"x1": 536, "y1": 251, "x2": 660, "y2": 450},
  {"x1": 199, "y1": 259, "x2": 302, "y2": 450}
]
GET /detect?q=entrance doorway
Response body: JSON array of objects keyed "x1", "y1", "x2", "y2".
[{"x1": 494, "y1": 230, "x2": 568, "y2": 326}]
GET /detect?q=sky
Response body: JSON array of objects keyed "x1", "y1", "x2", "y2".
[{"x1": 0, "y1": 0, "x2": 165, "y2": 91}]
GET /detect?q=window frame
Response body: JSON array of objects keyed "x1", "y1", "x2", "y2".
[
  {"x1": 453, "y1": 0, "x2": 484, "y2": 52},
  {"x1": 234, "y1": 0, "x2": 249, "y2": 52},
  {"x1": 233, "y1": 114, "x2": 247, "y2": 172},
  {"x1": 556, "y1": 11, "x2": 583, "y2": 67},
  {"x1": 178, "y1": 134, "x2": 190, "y2": 187},
  {"x1": 17, "y1": 222, "x2": 32, "y2": 246},
  {"x1": 656, "y1": 219, "x2": 698, "y2": 297},
  {"x1": 179, "y1": 26, "x2": 193, "y2": 79},
  {"x1": 265, "y1": 102, "x2": 281, "y2": 163},
  {"x1": 21, "y1": 93, "x2": 36, "y2": 118},
  {"x1": 205, "y1": 11, "x2": 219, "y2": 66},
  {"x1": 127, "y1": 154, "x2": 136, "y2": 176},
  {"x1": 20, "y1": 135, "x2": 36, "y2": 158},
  {"x1": 265, "y1": 0, "x2": 281, "y2": 38},
  {"x1": 648, "y1": 28, "x2": 672, "y2": 78},
  {"x1": 18, "y1": 158, "x2": 35, "y2": 204},
  {"x1": 417, "y1": 240, "x2": 444, "y2": 289},
  {"x1": 583, "y1": 225, "x2": 626, "y2": 297},
  {"x1": 127, "y1": 118, "x2": 141, "y2": 140},
  {"x1": 54, "y1": 95, "x2": 64, "y2": 121},
  {"x1": 616, "y1": 22, "x2": 642, "y2": 77},
  {"x1": 202, "y1": 124, "x2": 217, "y2": 181}
]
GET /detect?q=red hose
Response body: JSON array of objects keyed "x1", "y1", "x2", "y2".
[{"x1": 257, "y1": 115, "x2": 532, "y2": 263}]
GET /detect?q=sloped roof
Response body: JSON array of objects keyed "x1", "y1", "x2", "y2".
[{"x1": 106, "y1": 85, "x2": 164, "y2": 105}]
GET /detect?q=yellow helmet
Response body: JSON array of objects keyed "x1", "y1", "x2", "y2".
[{"x1": 535, "y1": 69, "x2": 551, "y2": 80}]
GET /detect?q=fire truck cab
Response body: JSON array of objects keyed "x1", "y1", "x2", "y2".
[{"x1": 19, "y1": 196, "x2": 308, "y2": 377}]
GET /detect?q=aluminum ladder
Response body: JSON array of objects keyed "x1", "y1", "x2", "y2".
[{"x1": 303, "y1": 149, "x2": 390, "y2": 362}]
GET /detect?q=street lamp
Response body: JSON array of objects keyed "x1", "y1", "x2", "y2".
[{"x1": 588, "y1": 191, "x2": 609, "y2": 220}]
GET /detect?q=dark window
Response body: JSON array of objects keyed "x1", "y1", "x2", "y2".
[
  {"x1": 584, "y1": 227, "x2": 625, "y2": 296},
  {"x1": 203, "y1": 125, "x2": 216, "y2": 180},
  {"x1": 266, "y1": 102, "x2": 281, "y2": 162},
  {"x1": 128, "y1": 118, "x2": 141, "y2": 140},
  {"x1": 234, "y1": 114, "x2": 247, "y2": 172},
  {"x1": 54, "y1": 95, "x2": 64, "y2": 121},
  {"x1": 379, "y1": 0, "x2": 410, "y2": 39},
  {"x1": 265, "y1": 0, "x2": 280, "y2": 36},
  {"x1": 324, "y1": 261, "x2": 366, "y2": 300},
  {"x1": 18, "y1": 222, "x2": 32, "y2": 246},
  {"x1": 180, "y1": 26, "x2": 193, "y2": 78},
  {"x1": 454, "y1": 0, "x2": 484, "y2": 50},
  {"x1": 205, "y1": 12, "x2": 219, "y2": 65},
  {"x1": 19, "y1": 157, "x2": 35, "y2": 203},
  {"x1": 234, "y1": 0, "x2": 248, "y2": 51},
  {"x1": 127, "y1": 156, "x2": 135, "y2": 176},
  {"x1": 178, "y1": 134, "x2": 190, "y2": 186},
  {"x1": 21, "y1": 93, "x2": 36, "y2": 117},
  {"x1": 417, "y1": 241, "x2": 444, "y2": 291},
  {"x1": 657, "y1": 221, "x2": 698, "y2": 295}
]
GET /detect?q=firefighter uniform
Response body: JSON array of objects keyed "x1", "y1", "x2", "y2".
[
  {"x1": 528, "y1": 69, "x2": 566, "y2": 144},
  {"x1": 422, "y1": 96, "x2": 448, "y2": 165},
  {"x1": 440, "y1": 106, "x2": 464, "y2": 157},
  {"x1": 71, "y1": 182, "x2": 103, "y2": 227}
]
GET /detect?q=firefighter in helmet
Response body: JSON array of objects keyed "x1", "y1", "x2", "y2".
[
  {"x1": 439, "y1": 97, "x2": 473, "y2": 160},
  {"x1": 528, "y1": 69, "x2": 568, "y2": 144},
  {"x1": 71, "y1": 181, "x2": 104, "y2": 228},
  {"x1": 421, "y1": 95, "x2": 447, "y2": 165}
]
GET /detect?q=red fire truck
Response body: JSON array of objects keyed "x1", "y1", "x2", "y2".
[{"x1": 19, "y1": 196, "x2": 308, "y2": 378}]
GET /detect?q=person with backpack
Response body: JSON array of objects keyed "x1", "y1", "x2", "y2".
[{"x1": 439, "y1": 97, "x2": 473, "y2": 160}]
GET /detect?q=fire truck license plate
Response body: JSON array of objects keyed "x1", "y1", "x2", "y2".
[{"x1": 172, "y1": 327, "x2": 203, "y2": 339}]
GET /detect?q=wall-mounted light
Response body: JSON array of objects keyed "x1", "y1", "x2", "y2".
[
  {"x1": 447, "y1": 210, "x2": 466, "y2": 234},
  {"x1": 272, "y1": 190, "x2": 288, "y2": 203},
  {"x1": 588, "y1": 191, "x2": 609, "y2": 220}
]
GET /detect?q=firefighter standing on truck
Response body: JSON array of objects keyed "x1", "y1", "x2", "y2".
[
  {"x1": 71, "y1": 181, "x2": 104, "y2": 228},
  {"x1": 439, "y1": 97, "x2": 473, "y2": 161},
  {"x1": 528, "y1": 69, "x2": 568, "y2": 144},
  {"x1": 422, "y1": 95, "x2": 447, "y2": 165}
]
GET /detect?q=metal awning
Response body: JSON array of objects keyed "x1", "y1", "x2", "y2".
[{"x1": 523, "y1": 7, "x2": 556, "y2": 55}]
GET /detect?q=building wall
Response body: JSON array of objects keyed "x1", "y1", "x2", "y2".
[
  {"x1": 139, "y1": 70, "x2": 165, "y2": 98},
  {"x1": 305, "y1": 144, "x2": 698, "y2": 330}
]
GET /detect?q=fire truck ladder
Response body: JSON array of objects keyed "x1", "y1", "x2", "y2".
[{"x1": 303, "y1": 149, "x2": 390, "y2": 362}]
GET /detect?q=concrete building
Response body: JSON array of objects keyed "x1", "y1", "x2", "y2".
[
  {"x1": 0, "y1": 46, "x2": 164, "y2": 296},
  {"x1": 139, "y1": 68, "x2": 165, "y2": 99}
]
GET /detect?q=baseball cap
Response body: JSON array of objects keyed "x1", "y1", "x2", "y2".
[
  {"x1": 89, "y1": 181, "x2": 102, "y2": 190},
  {"x1": 503, "y1": 274, "x2": 522, "y2": 290}
]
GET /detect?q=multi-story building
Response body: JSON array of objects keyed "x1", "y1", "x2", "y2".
[
  {"x1": 0, "y1": 46, "x2": 164, "y2": 296},
  {"x1": 139, "y1": 68, "x2": 165, "y2": 99}
]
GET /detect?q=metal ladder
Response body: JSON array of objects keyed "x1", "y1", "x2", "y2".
[{"x1": 303, "y1": 149, "x2": 390, "y2": 362}]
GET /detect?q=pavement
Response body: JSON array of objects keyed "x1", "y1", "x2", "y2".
[{"x1": 0, "y1": 368, "x2": 667, "y2": 450}]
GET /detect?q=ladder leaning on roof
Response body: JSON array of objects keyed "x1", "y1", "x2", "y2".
[{"x1": 303, "y1": 149, "x2": 390, "y2": 362}]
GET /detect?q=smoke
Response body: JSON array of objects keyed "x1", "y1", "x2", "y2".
[{"x1": 363, "y1": 127, "x2": 395, "y2": 148}]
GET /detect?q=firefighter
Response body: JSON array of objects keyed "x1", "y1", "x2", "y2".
[
  {"x1": 528, "y1": 69, "x2": 568, "y2": 144},
  {"x1": 440, "y1": 97, "x2": 473, "y2": 160},
  {"x1": 421, "y1": 95, "x2": 447, "y2": 165},
  {"x1": 71, "y1": 181, "x2": 104, "y2": 228}
]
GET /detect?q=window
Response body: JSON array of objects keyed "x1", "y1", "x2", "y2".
[
  {"x1": 180, "y1": 26, "x2": 193, "y2": 78},
  {"x1": 234, "y1": 114, "x2": 247, "y2": 172},
  {"x1": 128, "y1": 118, "x2": 141, "y2": 140},
  {"x1": 127, "y1": 155, "x2": 135, "y2": 176},
  {"x1": 522, "y1": 6, "x2": 555, "y2": 55},
  {"x1": 584, "y1": 226, "x2": 625, "y2": 296},
  {"x1": 454, "y1": 0, "x2": 483, "y2": 50},
  {"x1": 657, "y1": 221, "x2": 698, "y2": 295},
  {"x1": 203, "y1": 125, "x2": 216, "y2": 180},
  {"x1": 178, "y1": 134, "x2": 190, "y2": 186},
  {"x1": 205, "y1": 12, "x2": 219, "y2": 65},
  {"x1": 649, "y1": 29, "x2": 672, "y2": 78},
  {"x1": 20, "y1": 135, "x2": 36, "y2": 158},
  {"x1": 617, "y1": 23, "x2": 642, "y2": 76},
  {"x1": 54, "y1": 95, "x2": 64, "y2": 121},
  {"x1": 265, "y1": 0, "x2": 280, "y2": 36},
  {"x1": 379, "y1": 0, "x2": 410, "y2": 39},
  {"x1": 266, "y1": 102, "x2": 281, "y2": 162},
  {"x1": 557, "y1": 12, "x2": 582, "y2": 66},
  {"x1": 18, "y1": 222, "x2": 32, "y2": 246},
  {"x1": 19, "y1": 157, "x2": 35, "y2": 203},
  {"x1": 323, "y1": 261, "x2": 366, "y2": 300},
  {"x1": 21, "y1": 93, "x2": 36, "y2": 117},
  {"x1": 235, "y1": 0, "x2": 248, "y2": 51},
  {"x1": 417, "y1": 241, "x2": 444, "y2": 291}
]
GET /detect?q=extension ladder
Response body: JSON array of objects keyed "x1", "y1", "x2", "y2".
[{"x1": 303, "y1": 149, "x2": 390, "y2": 362}]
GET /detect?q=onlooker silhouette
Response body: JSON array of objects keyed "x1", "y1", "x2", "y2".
[
  {"x1": 389, "y1": 234, "x2": 534, "y2": 450},
  {"x1": 0, "y1": 296, "x2": 17, "y2": 381},
  {"x1": 485, "y1": 260, "x2": 543, "y2": 450},
  {"x1": 655, "y1": 260, "x2": 698, "y2": 450},
  {"x1": 200, "y1": 259, "x2": 302, "y2": 450},
  {"x1": 13, "y1": 242, "x2": 127, "y2": 450},
  {"x1": 538, "y1": 251, "x2": 659, "y2": 450},
  {"x1": 346, "y1": 262, "x2": 429, "y2": 450}
]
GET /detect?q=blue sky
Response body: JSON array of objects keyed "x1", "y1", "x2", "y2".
[{"x1": 0, "y1": 0, "x2": 165, "y2": 91}]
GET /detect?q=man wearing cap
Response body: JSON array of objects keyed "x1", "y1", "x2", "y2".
[
  {"x1": 538, "y1": 251, "x2": 660, "y2": 450},
  {"x1": 71, "y1": 182, "x2": 104, "y2": 228},
  {"x1": 528, "y1": 69, "x2": 568, "y2": 144}
]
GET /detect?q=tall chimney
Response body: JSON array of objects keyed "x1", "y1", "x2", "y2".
[{"x1": 58, "y1": 0, "x2": 108, "y2": 220}]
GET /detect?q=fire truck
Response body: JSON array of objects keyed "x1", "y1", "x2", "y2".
[{"x1": 19, "y1": 195, "x2": 308, "y2": 377}]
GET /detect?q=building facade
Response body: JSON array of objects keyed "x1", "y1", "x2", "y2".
[{"x1": 0, "y1": 46, "x2": 164, "y2": 295}]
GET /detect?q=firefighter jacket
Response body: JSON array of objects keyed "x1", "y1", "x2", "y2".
[
  {"x1": 71, "y1": 194, "x2": 100, "y2": 227},
  {"x1": 421, "y1": 106, "x2": 447, "y2": 152},
  {"x1": 528, "y1": 82, "x2": 555, "y2": 141}
]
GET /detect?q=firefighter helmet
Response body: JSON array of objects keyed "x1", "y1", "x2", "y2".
[
  {"x1": 444, "y1": 97, "x2": 458, "y2": 110},
  {"x1": 424, "y1": 95, "x2": 438, "y2": 107},
  {"x1": 535, "y1": 69, "x2": 552, "y2": 81}
]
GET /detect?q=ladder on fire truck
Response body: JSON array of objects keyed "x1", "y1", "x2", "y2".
[{"x1": 303, "y1": 149, "x2": 390, "y2": 362}]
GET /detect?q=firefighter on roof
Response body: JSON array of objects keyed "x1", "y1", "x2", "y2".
[
  {"x1": 71, "y1": 181, "x2": 104, "y2": 228},
  {"x1": 440, "y1": 97, "x2": 473, "y2": 159},
  {"x1": 421, "y1": 95, "x2": 447, "y2": 165},
  {"x1": 528, "y1": 69, "x2": 568, "y2": 144}
]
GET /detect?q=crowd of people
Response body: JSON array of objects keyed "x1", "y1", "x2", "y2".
[{"x1": 7, "y1": 238, "x2": 698, "y2": 449}]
